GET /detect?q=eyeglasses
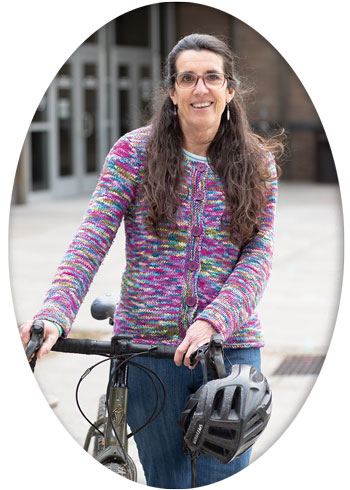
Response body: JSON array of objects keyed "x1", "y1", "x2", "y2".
[{"x1": 173, "y1": 72, "x2": 231, "y2": 89}]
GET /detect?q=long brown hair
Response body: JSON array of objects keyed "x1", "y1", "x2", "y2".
[{"x1": 144, "y1": 33, "x2": 283, "y2": 244}]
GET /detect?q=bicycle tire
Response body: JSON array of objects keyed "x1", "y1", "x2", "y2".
[
  {"x1": 103, "y1": 461, "x2": 129, "y2": 477},
  {"x1": 103, "y1": 454, "x2": 137, "y2": 480}
]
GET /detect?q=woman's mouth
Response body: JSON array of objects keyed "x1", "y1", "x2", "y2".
[{"x1": 191, "y1": 102, "x2": 213, "y2": 109}]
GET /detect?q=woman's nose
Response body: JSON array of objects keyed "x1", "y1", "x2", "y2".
[{"x1": 193, "y1": 77, "x2": 209, "y2": 94}]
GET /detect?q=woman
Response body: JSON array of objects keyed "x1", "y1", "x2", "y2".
[{"x1": 20, "y1": 34, "x2": 282, "y2": 487}]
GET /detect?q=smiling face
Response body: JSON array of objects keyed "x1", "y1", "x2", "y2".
[{"x1": 168, "y1": 49, "x2": 235, "y2": 152}]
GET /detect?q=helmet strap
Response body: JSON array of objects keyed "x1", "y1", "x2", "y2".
[{"x1": 190, "y1": 450, "x2": 200, "y2": 488}]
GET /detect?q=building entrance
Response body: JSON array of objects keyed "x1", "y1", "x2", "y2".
[
  {"x1": 20, "y1": 5, "x2": 163, "y2": 203},
  {"x1": 53, "y1": 46, "x2": 102, "y2": 197}
]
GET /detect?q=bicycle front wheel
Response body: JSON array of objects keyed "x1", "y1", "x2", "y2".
[{"x1": 103, "y1": 454, "x2": 137, "y2": 480}]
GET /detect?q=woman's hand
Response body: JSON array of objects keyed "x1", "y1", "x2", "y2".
[
  {"x1": 174, "y1": 319, "x2": 217, "y2": 369},
  {"x1": 20, "y1": 320, "x2": 60, "y2": 359}
]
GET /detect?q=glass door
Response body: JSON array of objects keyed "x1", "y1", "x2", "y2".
[
  {"x1": 27, "y1": 86, "x2": 55, "y2": 201},
  {"x1": 52, "y1": 46, "x2": 103, "y2": 196},
  {"x1": 26, "y1": 14, "x2": 161, "y2": 202},
  {"x1": 110, "y1": 47, "x2": 153, "y2": 142}
]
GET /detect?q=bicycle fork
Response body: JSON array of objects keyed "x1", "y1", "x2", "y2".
[
  {"x1": 85, "y1": 358, "x2": 137, "y2": 479},
  {"x1": 107, "y1": 359, "x2": 129, "y2": 446}
]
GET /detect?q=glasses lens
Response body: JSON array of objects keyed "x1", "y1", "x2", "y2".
[
  {"x1": 177, "y1": 73, "x2": 197, "y2": 88},
  {"x1": 204, "y1": 73, "x2": 225, "y2": 87}
]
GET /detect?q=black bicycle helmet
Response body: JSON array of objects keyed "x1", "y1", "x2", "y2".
[{"x1": 178, "y1": 364, "x2": 272, "y2": 464}]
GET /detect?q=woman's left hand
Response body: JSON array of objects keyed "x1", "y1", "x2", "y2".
[{"x1": 174, "y1": 319, "x2": 217, "y2": 369}]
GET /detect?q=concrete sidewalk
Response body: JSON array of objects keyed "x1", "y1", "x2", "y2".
[{"x1": 9, "y1": 182, "x2": 343, "y2": 483}]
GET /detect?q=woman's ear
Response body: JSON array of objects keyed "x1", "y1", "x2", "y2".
[
  {"x1": 227, "y1": 88, "x2": 235, "y2": 103},
  {"x1": 168, "y1": 88, "x2": 177, "y2": 105}
]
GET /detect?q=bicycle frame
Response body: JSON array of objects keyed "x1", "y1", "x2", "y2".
[
  {"x1": 25, "y1": 316, "x2": 221, "y2": 485},
  {"x1": 83, "y1": 357, "x2": 137, "y2": 480}
]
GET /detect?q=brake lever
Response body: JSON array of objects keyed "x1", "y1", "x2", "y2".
[
  {"x1": 188, "y1": 334, "x2": 226, "y2": 382},
  {"x1": 206, "y1": 334, "x2": 226, "y2": 379},
  {"x1": 189, "y1": 343, "x2": 208, "y2": 367},
  {"x1": 25, "y1": 320, "x2": 45, "y2": 372},
  {"x1": 189, "y1": 344, "x2": 209, "y2": 385}
]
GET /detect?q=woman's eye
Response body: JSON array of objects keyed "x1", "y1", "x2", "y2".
[
  {"x1": 182, "y1": 74, "x2": 195, "y2": 83},
  {"x1": 206, "y1": 74, "x2": 220, "y2": 81}
]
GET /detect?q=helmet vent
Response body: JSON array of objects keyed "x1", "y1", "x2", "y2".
[
  {"x1": 246, "y1": 413, "x2": 260, "y2": 429},
  {"x1": 231, "y1": 387, "x2": 241, "y2": 413},
  {"x1": 203, "y1": 440, "x2": 228, "y2": 457},
  {"x1": 244, "y1": 415, "x2": 264, "y2": 443},
  {"x1": 251, "y1": 369, "x2": 264, "y2": 383},
  {"x1": 244, "y1": 426, "x2": 264, "y2": 447},
  {"x1": 208, "y1": 426, "x2": 236, "y2": 441},
  {"x1": 212, "y1": 389, "x2": 224, "y2": 413}
]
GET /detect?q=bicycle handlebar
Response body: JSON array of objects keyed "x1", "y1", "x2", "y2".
[
  {"x1": 51, "y1": 336, "x2": 177, "y2": 359},
  {"x1": 25, "y1": 320, "x2": 225, "y2": 375}
]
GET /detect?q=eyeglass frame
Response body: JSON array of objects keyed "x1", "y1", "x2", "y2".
[{"x1": 171, "y1": 71, "x2": 233, "y2": 89}]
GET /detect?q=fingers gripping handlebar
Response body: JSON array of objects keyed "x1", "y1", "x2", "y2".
[{"x1": 25, "y1": 319, "x2": 45, "y2": 371}]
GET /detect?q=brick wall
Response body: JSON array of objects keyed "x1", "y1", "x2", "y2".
[{"x1": 174, "y1": 4, "x2": 336, "y2": 182}]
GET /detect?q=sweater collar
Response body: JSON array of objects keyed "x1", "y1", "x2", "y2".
[{"x1": 183, "y1": 148, "x2": 209, "y2": 163}]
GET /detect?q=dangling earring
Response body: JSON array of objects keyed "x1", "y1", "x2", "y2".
[
  {"x1": 226, "y1": 103, "x2": 230, "y2": 121},
  {"x1": 174, "y1": 104, "x2": 177, "y2": 116}
]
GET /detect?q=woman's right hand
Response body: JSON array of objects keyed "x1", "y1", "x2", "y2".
[{"x1": 20, "y1": 320, "x2": 60, "y2": 359}]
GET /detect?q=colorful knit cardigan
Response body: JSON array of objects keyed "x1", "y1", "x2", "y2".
[{"x1": 34, "y1": 125, "x2": 278, "y2": 347}]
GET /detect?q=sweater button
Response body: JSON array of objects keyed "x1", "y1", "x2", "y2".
[
  {"x1": 191, "y1": 226, "x2": 202, "y2": 236},
  {"x1": 186, "y1": 296, "x2": 196, "y2": 307},
  {"x1": 196, "y1": 163, "x2": 206, "y2": 172},
  {"x1": 195, "y1": 190, "x2": 205, "y2": 201},
  {"x1": 187, "y1": 260, "x2": 199, "y2": 271}
]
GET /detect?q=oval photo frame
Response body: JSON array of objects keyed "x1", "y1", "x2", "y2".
[{"x1": 7, "y1": 2, "x2": 344, "y2": 489}]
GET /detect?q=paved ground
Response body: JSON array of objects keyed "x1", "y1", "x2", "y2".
[{"x1": 9, "y1": 182, "x2": 343, "y2": 485}]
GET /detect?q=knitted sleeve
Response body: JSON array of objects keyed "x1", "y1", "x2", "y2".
[
  {"x1": 33, "y1": 136, "x2": 141, "y2": 335},
  {"x1": 195, "y1": 152, "x2": 278, "y2": 340}
]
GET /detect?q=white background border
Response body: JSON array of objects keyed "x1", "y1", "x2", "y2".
[{"x1": 1, "y1": 1, "x2": 349, "y2": 488}]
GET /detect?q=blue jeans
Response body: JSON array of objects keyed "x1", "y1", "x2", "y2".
[{"x1": 127, "y1": 347, "x2": 261, "y2": 488}]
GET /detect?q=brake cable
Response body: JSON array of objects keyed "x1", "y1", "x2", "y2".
[
  {"x1": 75, "y1": 356, "x2": 111, "y2": 438},
  {"x1": 75, "y1": 350, "x2": 167, "y2": 476}
]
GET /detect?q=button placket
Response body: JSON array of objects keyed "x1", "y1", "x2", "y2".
[{"x1": 184, "y1": 161, "x2": 207, "y2": 313}]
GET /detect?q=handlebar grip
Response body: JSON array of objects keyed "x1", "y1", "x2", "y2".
[
  {"x1": 52, "y1": 338, "x2": 112, "y2": 356},
  {"x1": 150, "y1": 344, "x2": 177, "y2": 359}
]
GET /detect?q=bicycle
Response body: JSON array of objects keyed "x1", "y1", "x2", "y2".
[{"x1": 25, "y1": 293, "x2": 226, "y2": 484}]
